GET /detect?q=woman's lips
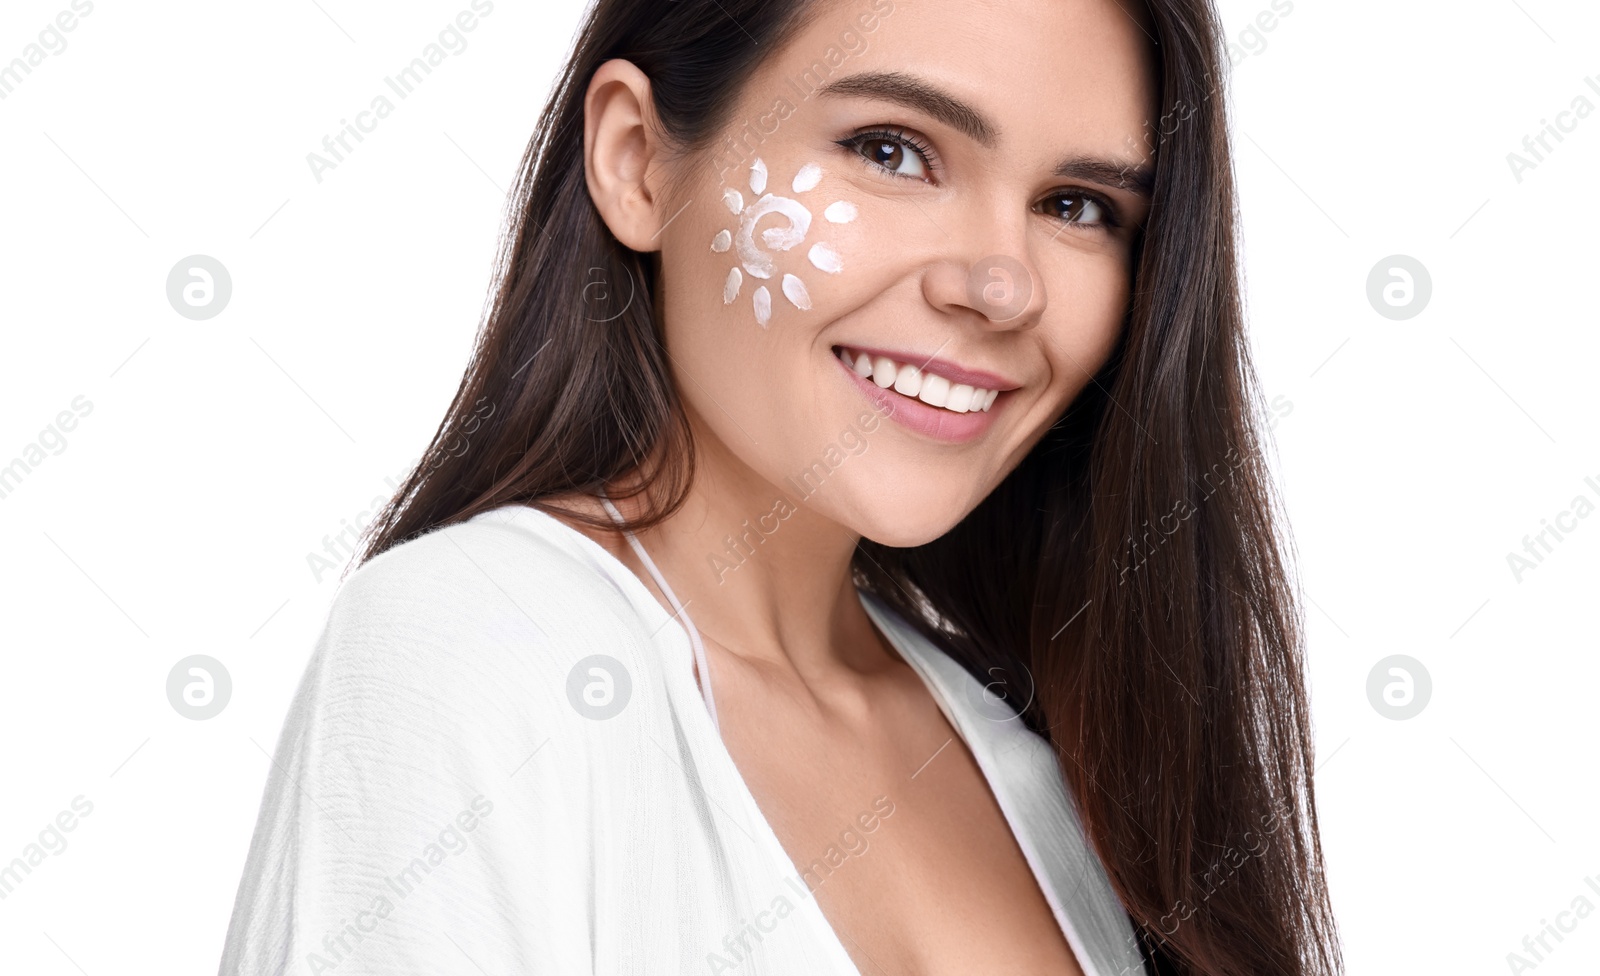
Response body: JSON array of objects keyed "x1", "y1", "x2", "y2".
[
  {"x1": 832, "y1": 347, "x2": 1006, "y2": 444},
  {"x1": 833, "y1": 343, "x2": 1020, "y2": 395},
  {"x1": 833, "y1": 345, "x2": 1004, "y2": 412}
]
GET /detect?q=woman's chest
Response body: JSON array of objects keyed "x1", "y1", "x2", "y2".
[{"x1": 710, "y1": 660, "x2": 1088, "y2": 976}]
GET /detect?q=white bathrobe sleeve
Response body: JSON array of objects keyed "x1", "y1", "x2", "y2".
[{"x1": 217, "y1": 517, "x2": 644, "y2": 976}]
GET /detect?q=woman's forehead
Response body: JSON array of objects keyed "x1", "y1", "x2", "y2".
[{"x1": 730, "y1": 0, "x2": 1159, "y2": 159}]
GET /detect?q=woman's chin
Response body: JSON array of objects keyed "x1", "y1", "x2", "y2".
[{"x1": 824, "y1": 486, "x2": 977, "y2": 549}]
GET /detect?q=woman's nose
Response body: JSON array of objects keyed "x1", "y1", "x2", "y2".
[{"x1": 919, "y1": 210, "x2": 1047, "y2": 330}]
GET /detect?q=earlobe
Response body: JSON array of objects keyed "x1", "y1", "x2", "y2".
[{"x1": 584, "y1": 59, "x2": 669, "y2": 253}]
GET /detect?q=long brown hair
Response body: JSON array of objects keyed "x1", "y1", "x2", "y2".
[{"x1": 355, "y1": 0, "x2": 1342, "y2": 972}]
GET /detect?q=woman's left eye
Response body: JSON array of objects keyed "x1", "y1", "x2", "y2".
[{"x1": 1042, "y1": 192, "x2": 1115, "y2": 228}]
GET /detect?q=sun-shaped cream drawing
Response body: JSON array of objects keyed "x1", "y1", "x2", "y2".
[{"x1": 711, "y1": 158, "x2": 857, "y2": 328}]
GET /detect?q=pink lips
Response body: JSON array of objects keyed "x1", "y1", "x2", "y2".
[{"x1": 833, "y1": 351, "x2": 1008, "y2": 444}]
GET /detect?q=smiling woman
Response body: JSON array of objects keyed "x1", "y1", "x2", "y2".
[{"x1": 219, "y1": 1, "x2": 1342, "y2": 974}]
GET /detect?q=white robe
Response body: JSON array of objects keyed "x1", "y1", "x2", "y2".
[{"x1": 217, "y1": 503, "x2": 1148, "y2": 976}]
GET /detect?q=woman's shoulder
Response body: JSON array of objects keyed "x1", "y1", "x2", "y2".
[
  {"x1": 333, "y1": 503, "x2": 639, "y2": 642},
  {"x1": 300, "y1": 503, "x2": 665, "y2": 723},
  {"x1": 221, "y1": 505, "x2": 671, "y2": 974},
  {"x1": 266, "y1": 501, "x2": 685, "y2": 804},
  {"x1": 343, "y1": 501, "x2": 628, "y2": 606}
]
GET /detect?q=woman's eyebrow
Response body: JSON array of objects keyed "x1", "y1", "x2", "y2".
[
  {"x1": 815, "y1": 70, "x2": 998, "y2": 147},
  {"x1": 815, "y1": 70, "x2": 1155, "y2": 198},
  {"x1": 1056, "y1": 156, "x2": 1155, "y2": 197}
]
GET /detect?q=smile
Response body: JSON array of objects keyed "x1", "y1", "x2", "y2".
[{"x1": 831, "y1": 345, "x2": 1008, "y2": 414}]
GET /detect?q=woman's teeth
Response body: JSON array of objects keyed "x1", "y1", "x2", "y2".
[{"x1": 834, "y1": 346, "x2": 999, "y2": 413}]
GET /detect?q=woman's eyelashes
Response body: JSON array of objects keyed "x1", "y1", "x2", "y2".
[
  {"x1": 1042, "y1": 191, "x2": 1120, "y2": 230},
  {"x1": 838, "y1": 126, "x2": 937, "y2": 182},
  {"x1": 835, "y1": 126, "x2": 1121, "y2": 230}
]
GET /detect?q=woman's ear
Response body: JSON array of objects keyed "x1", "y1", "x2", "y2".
[{"x1": 584, "y1": 59, "x2": 671, "y2": 253}]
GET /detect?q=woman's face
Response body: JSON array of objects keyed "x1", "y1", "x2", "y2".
[{"x1": 653, "y1": 0, "x2": 1157, "y2": 546}]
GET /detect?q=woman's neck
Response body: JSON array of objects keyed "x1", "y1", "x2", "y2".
[{"x1": 547, "y1": 436, "x2": 889, "y2": 683}]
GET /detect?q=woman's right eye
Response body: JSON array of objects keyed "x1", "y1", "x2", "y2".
[{"x1": 840, "y1": 128, "x2": 936, "y2": 183}]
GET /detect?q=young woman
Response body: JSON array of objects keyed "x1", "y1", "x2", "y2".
[{"x1": 219, "y1": 0, "x2": 1342, "y2": 973}]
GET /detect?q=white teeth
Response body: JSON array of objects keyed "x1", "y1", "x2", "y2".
[
  {"x1": 893, "y1": 363, "x2": 921, "y2": 397},
  {"x1": 871, "y1": 355, "x2": 897, "y2": 389},
  {"x1": 840, "y1": 348, "x2": 1002, "y2": 413}
]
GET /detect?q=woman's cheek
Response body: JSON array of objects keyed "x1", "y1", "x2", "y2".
[
  {"x1": 1048, "y1": 260, "x2": 1132, "y2": 393},
  {"x1": 701, "y1": 156, "x2": 862, "y2": 331}
]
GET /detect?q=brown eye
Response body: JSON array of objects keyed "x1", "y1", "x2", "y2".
[
  {"x1": 863, "y1": 139, "x2": 905, "y2": 169},
  {"x1": 846, "y1": 130, "x2": 932, "y2": 181},
  {"x1": 1046, "y1": 193, "x2": 1109, "y2": 226}
]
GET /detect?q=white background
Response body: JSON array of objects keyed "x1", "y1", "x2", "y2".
[{"x1": 0, "y1": 0, "x2": 1595, "y2": 973}]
